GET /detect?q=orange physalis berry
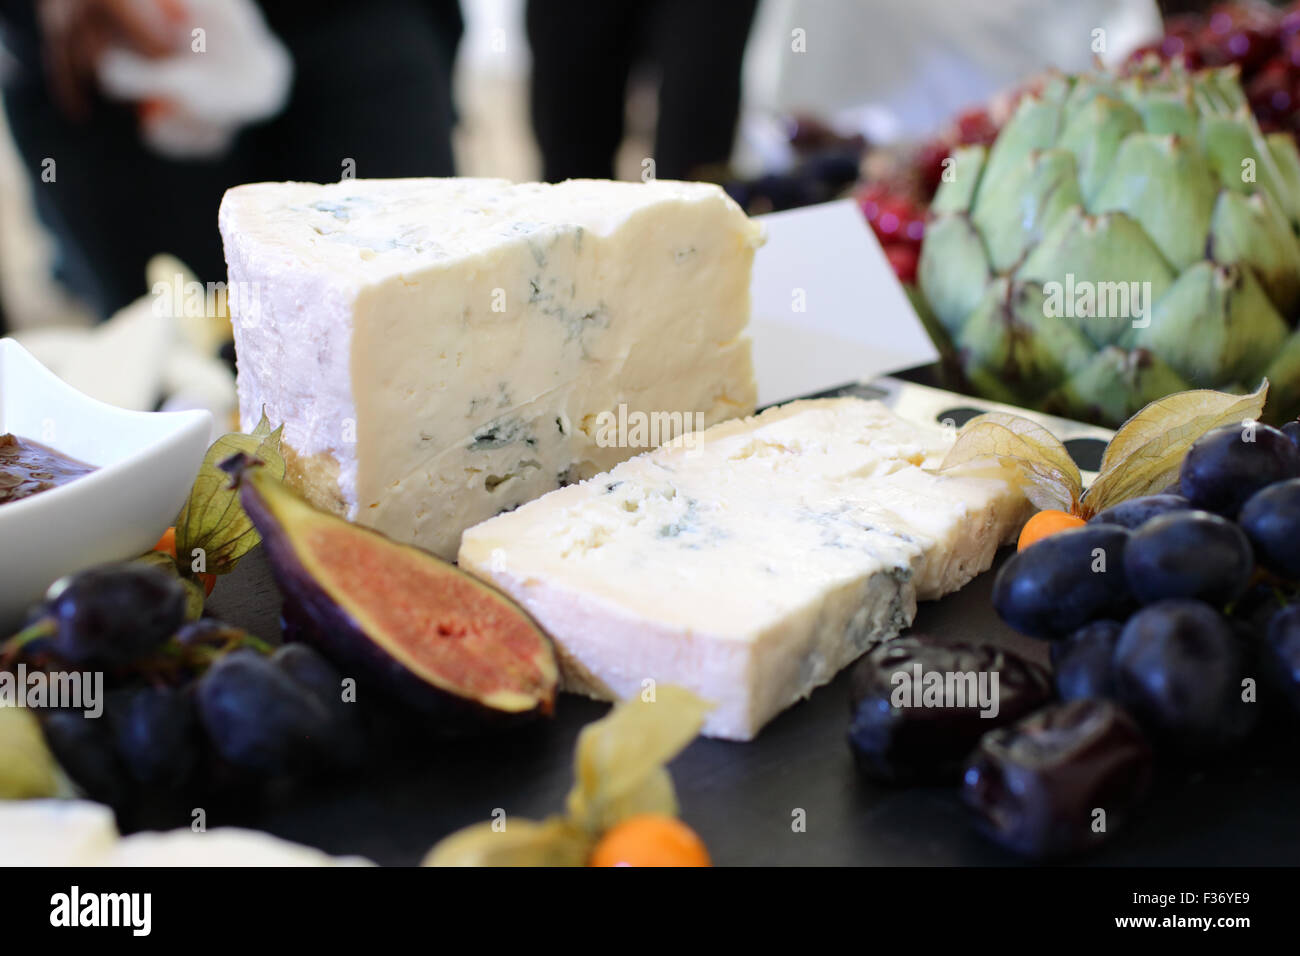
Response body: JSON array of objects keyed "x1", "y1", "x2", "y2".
[
  {"x1": 152, "y1": 526, "x2": 216, "y2": 596},
  {"x1": 589, "y1": 814, "x2": 711, "y2": 867},
  {"x1": 153, "y1": 526, "x2": 177, "y2": 557},
  {"x1": 1017, "y1": 509, "x2": 1086, "y2": 551}
]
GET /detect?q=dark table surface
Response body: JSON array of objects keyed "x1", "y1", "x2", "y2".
[{"x1": 199, "y1": 545, "x2": 1300, "y2": 867}]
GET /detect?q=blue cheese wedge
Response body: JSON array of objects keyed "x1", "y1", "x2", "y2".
[
  {"x1": 458, "y1": 398, "x2": 1031, "y2": 740},
  {"x1": 219, "y1": 178, "x2": 761, "y2": 558}
]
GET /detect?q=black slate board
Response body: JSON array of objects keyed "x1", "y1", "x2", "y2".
[{"x1": 195, "y1": 546, "x2": 1300, "y2": 867}]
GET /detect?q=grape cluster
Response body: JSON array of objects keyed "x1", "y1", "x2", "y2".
[
  {"x1": 3, "y1": 563, "x2": 364, "y2": 818},
  {"x1": 997, "y1": 422, "x2": 1300, "y2": 739},
  {"x1": 973, "y1": 420, "x2": 1300, "y2": 854},
  {"x1": 850, "y1": 420, "x2": 1300, "y2": 859}
]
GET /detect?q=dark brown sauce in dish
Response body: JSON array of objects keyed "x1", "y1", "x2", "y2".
[{"x1": 0, "y1": 433, "x2": 97, "y2": 505}]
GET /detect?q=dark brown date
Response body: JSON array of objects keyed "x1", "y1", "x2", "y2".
[
  {"x1": 962, "y1": 699, "x2": 1152, "y2": 859},
  {"x1": 847, "y1": 636, "x2": 1052, "y2": 784}
]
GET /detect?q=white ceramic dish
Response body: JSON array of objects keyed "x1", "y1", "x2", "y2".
[{"x1": 0, "y1": 338, "x2": 211, "y2": 629}]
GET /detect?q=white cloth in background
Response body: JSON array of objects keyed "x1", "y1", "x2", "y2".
[
  {"x1": 95, "y1": 0, "x2": 292, "y2": 159},
  {"x1": 739, "y1": 0, "x2": 1163, "y2": 169}
]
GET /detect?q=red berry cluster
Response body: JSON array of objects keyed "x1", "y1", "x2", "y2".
[
  {"x1": 1131, "y1": 2, "x2": 1300, "y2": 138},
  {"x1": 855, "y1": 107, "x2": 999, "y2": 283}
]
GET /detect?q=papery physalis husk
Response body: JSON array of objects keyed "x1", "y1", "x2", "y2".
[
  {"x1": 938, "y1": 412, "x2": 1082, "y2": 512},
  {"x1": 0, "y1": 707, "x2": 75, "y2": 800},
  {"x1": 421, "y1": 817, "x2": 589, "y2": 867},
  {"x1": 565, "y1": 685, "x2": 710, "y2": 835},
  {"x1": 133, "y1": 550, "x2": 205, "y2": 620},
  {"x1": 1080, "y1": 381, "x2": 1268, "y2": 517},
  {"x1": 936, "y1": 383, "x2": 1270, "y2": 520},
  {"x1": 174, "y1": 411, "x2": 285, "y2": 576},
  {"x1": 422, "y1": 686, "x2": 711, "y2": 867}
]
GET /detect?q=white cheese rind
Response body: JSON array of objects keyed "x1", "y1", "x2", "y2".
[
  {"x1": 458, "y1": 398, "x2": 1031, "y2": 740},
  {"x1": 0, "y1": 800, "x2": 119, "y2": 866},
  {"x1": 219, "y1": 177, "x2": 761, "y2": 558},
  {"x1": 0, "y1": 800, "x2": 373, "y2": 866}
]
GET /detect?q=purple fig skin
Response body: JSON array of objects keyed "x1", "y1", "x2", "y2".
[{"x1": 224, "y1": 454, "x2": 557, "y2": 732}]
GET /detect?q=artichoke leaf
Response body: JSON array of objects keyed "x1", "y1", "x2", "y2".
[
  {"x1": 565, "y1": 686, "x2": 710, "y2": 836},
  {"x1": 938, "y1": 412, "x2": 1082, "y2": 512},
  {"x1": 953, "y1": 281, "x2": 1094, "y2": 406},
  {"x1": 422, "y1": 817, "x2": 589, "y2": 867},
  {"x1": 917, "y1": 215, "x2": 992, "y2": 339},
  {"x1": 1267, "y1": 133, "x2": 1300, "y2": 221},
  {"x1": 1201, "y1": 109, "x2": 1300, "y2": 225},
  {"x1": 1265, "y1": 329, "x2": 1300, "y2": 422},
  {"x1": 1193, "y1": 67, "x2": 1248, "y2": 114},
  {"x1": 1089, "y1": 132, "x2": 1218, "y2": 271},
  {"x1": 1083, "y1": 380, "x2": 1269, "y2": 515},
  {"x1": 971, "y1": 149, "x2": 1083, "y2": 272},
  {"x1": 174, "y1": 412, "x2": 286, "y2": 576},
  {"x1": 929, "y1": 145, "x2": 987, "y2": 216},
  {"x1": 1055, "y1": 93, "x2": 1143, "y2": 206},
  {"x1": 1207, "y1": 189, "x2": 1300, "y2": 314},
  {"x1": 1042, "y1": 347, "x2": 1190, "y2": 429},
  {"x1": 1124, "y1": 263, "x2": 1289, "y2": 388},
  {"x1": 1014, "y1": 207, "x2": 1176, "y2": 349},
  {"x1": 975, "y1": 88, "x2": 1067, "y2": 206}
]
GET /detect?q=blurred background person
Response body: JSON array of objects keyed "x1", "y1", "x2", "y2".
[
  {"x1": 526, "y1": 0, "x2": 759, "y2": 182},
  {"x1": 738, "y1": 0, "x2": 1162, "y2": 171},
  {"x1": 0, "y1": 0, "x2": 1186, "y2": 338},
  {"x1": 0, "y1": 0, "x2": 462, "y2": 321}
]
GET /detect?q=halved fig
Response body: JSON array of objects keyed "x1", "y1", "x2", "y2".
[{"x1": 221, "y1": 453, "x2": 557, "y2": 727}]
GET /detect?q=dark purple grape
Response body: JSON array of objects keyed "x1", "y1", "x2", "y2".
[
  {"x1": 722, "y1": 181, "x2": 752, "y2": 209},
  {"x1": 108, "y1": 685, "x2": 199, "y2": 788},
  {"x1": 272, "y1": 644, "x2": 341, "y2": 703},
  {"x1": 847, "y1": 637, "x2": 1052, "y2": 784},
  {"x1": 1123, "y1": 510, "x2": 1254, "y2": 606},
  {"x1": 1089, "y1": 494, "x2": 1191, "y2": 529},
  {"x1": 1228, "y1": 583, "x2": 1279, "y2": 641},
  {"x1": 1281, "y1": 420, "x2": 1300, "y2": 448},
  {"x1": 797, "y1": 151, "x2": 863, "y2": 192},
  {"x1": 1265, "y1": 603, "x2": 1300, "y2": 718},
  {"x1": 746, "y1": 173, "x2": 818, "y2": 212},
  {"x1": 1232, "y1": 582, "x2": 1284, "y2": 642},
  {"x1": 962, "y1": 699, "x2": 1151, "y2": 859},
  {"x1": 174, "y1": 618, "x2": 251, "y2": 649},
  {"x1": 40, "y1": 709, "x2": 130, "y2": 807},
  {"x1": 1179, "y1": 423, "x2": 1300, "y2": 516},
  {"x1": 1053, "y1": 620, "x2": 1123, "y2": 701},
  {"x1": 272, "y1": 644, "x2": 364, "y2": 767},
  {"x1": 1113, "y1": 600, "x2": 1258, "y2": 753},
  {"x1": 45, "y1": 563, "x2": 187, "y2": 666},
  {"x1": 195, "y1": 649, "x2": 333, "y2": 775},
  {"x1": 1239, "y1": 478, "x2": 1300, "y2": 579},
  {"x1": 992, "y1": 525, "x2": 1132, "y2": 639}
]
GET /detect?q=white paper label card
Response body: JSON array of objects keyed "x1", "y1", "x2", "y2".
[{"x1": 749, "y1": 199, "x2": 939, "y2": 406}]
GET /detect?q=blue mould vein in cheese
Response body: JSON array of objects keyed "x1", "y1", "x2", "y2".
[
  {"x1": 218, "y1": 177, "x2": 761, "y2": 558},
  {"x1": 457, "y1": 398, "x2": 1032, "y2": 740}
]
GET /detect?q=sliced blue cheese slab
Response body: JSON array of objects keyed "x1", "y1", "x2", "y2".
[
  {"x1": 458, "y1": 398, "x2": 1032, "y2": 740},
  {"x1": 219, "y1": 178, "x2": 761, "y2": 558}
]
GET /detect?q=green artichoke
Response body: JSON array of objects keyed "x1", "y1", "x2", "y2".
[{"x1": 918, "y1": 61, "x2": 1300, "y2": 426}]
